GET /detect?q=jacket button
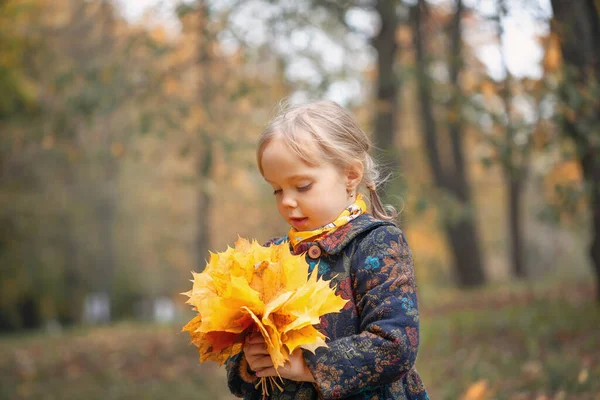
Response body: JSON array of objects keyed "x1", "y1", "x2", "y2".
[{"x1": 308, "y1": 245, "x2": 322, "y2": 259}]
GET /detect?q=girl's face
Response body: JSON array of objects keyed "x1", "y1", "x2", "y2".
[{"x1": 260, "y1": 136, "x2": 360, "y2": 231}]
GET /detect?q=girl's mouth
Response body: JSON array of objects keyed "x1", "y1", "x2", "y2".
[{"x1": 290, "y1": 217, "x2": 309, "y2": 230}]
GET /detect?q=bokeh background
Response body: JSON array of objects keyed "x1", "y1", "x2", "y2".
[{"x1": 0, "y1": 0, "x2": 599, "y2": 399}]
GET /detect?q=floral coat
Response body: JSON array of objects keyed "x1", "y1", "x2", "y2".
[{"x1": 226, "y1": 214, "x2": 429, "y2": 400}]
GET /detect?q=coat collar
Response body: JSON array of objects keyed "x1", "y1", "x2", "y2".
[{"x1": 291, "y1": 214, "x2": 395, "y2": 256}]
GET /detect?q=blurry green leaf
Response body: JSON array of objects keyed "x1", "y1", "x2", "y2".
[
  {"x1": 54, "y1": 70, "x2": 75, "y2": 92},
  {"x1": 179, "y1": 145, "x2": 192, "y2": 158},
  {"x1": 415, "y1": 197, "x2": 429, "y2": 214},
  {"x1": 481, "y1": 157, "x2": 493, "y2": 169},
  {"x1": 140, "y1": 113, "x2": 153, "y2": 135},
  {"x1": 175, "y1": 3, "x2": 196, "y2": 19}
]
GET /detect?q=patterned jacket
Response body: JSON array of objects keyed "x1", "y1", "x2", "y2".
[{"x1": 226, "y1": 214, "x2": 429, "y2": 400}]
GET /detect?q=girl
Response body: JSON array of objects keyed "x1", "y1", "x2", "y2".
[{"x1": 226, "y1": 100, "x2": 428, "y2": 400}]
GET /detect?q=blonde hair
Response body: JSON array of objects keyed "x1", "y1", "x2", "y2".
[{"x1": 257, "y1": 99, "x2": 397, "y2": 221}]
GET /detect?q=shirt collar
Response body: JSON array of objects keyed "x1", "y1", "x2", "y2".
[{"x1": 291, "y1": 214, "x2": 395, "y2": 256}]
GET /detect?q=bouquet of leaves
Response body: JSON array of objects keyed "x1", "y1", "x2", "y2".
[{"x1": 182, "y1": 238, "x2": 347, "y2": 396}]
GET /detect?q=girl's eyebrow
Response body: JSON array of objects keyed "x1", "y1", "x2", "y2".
[
  {"x1": 288, "y1": 174, "x2": 313, "y2": 180},
  {"x1": 264, "y1": 174, "x2": 313, "y2": 184}
]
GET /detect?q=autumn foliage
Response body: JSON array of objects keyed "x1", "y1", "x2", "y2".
[{"x1": 181, "y1": 238, "x2": 347, "y2": 372}]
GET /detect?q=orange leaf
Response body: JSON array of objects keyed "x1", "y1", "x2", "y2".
[
  {"x1": 205, "y1": 331, "x2": 243, "y2": 353},
  {"x1": 461, "y1": 380, "x2": 490, "y2": 400}
]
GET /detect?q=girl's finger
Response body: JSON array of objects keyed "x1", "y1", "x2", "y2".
[
  {"x1": 249, "y1": 355, "x2": 274, "y2": 371},
  {"x1": 244, "y1": 343, "x2": 269, "y2": 356},
  {"x1": 247, "y1": 333, "x2": 265, "y2": 344},
  {"x1": 256, "y1": 367, "x2": 278, "y2": 378}
]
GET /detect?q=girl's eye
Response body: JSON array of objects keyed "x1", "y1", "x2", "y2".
[
  {"x1": 297, "y1": 184, "x2": 312, "y2": 192},
  {"x1": 273, "y1": 189, "x2": 282, "y2": 195}
]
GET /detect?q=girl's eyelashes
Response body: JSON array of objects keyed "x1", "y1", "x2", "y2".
[
  {"x1": 272, "y1": 184, "x2": 312, "y2": 195},
  {"x1": 297, "y1": 183, "x2": 312, "y2": 192}
]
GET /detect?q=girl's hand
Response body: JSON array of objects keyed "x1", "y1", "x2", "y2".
[
  {"x1": 243, "y1": 333, "x2": 273, "y2": 373},
  {"x1": 256, "y1": 348, "x2": 316, "y2": 383}
]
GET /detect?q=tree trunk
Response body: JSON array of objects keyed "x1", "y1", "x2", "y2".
[
  {"x1": 508, "y1": 178, "x2": 525, "y2": 277},
  {"x1": 60, "y1": 164, "x2": 84, "y2": 324},
  {"x1": 92, "y1": 0, "x2": 119, "y2": 321},
  {"x1": 497, "y1": 0, "x2": 527, "y2": 278},
  {"x1": 585, "y1": 154, "x2": 600, "y2": 303},
  {"x1": 371, "y1": 0, "x2": 401, "y2": 202},
  {"x1": 550, "y1": 0, "x2": 600, "y2": 302},
  {"x1": 197, "y1": 135, "x2": 213, "y2": 270},
  {"x1": 412, "y1": 0, "x2": 486, "y2": 287},
  {"x1": 196, "y1": 1, "x2": 214, "y2": 271},
  {"x1": 95, "y1": 171, "x2": 117, "y2": 304},
  {"x1": 59, "y1": 214, "x2": 83, "y2": 324}
]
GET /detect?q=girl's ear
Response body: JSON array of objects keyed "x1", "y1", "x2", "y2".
[{"x1": 345, "y1": 162, "x2": 364, "y2": 192}]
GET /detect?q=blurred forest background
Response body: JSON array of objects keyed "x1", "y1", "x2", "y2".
[{"x1": 0, "y1": 0, "x2": 599, "y2": 399}]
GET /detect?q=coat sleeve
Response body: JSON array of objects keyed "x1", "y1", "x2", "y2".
[
  {"x1": 303, "y1": 225, "x2": 421, "y2": 399},
  {"x1": 225, "y1": 352, "x2": 262, "y2": 399}
]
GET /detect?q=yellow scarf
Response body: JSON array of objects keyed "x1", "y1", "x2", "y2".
[{"x1": 288, "y1": 194, "x2": 367, "y2": 250}]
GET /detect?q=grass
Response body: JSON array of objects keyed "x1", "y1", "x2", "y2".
[
  {"x1": 0, "y1": 323, "x2": 236, "y2": 400},
  {"x1": 1, "y1": 279, "x2": 598, "y2": 400},
  {"x1": 418, "y1": 297, "x2": 599, "y2": 399}
]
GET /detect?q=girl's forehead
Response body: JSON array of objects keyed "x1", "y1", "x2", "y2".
[
  {"x1": 261, "y1": 137, "x2": 321, "y2": 180},
  {"x1": 264, "y1": 135, "x2": 321, "y2": 163}
]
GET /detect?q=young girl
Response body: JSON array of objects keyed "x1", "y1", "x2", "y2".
[{"x1": 226, "y1": 100, "x2": 428, "y2": 399}]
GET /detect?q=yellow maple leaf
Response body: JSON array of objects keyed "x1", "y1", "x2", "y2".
[
  {"x1": 461, "y1": 379, "x2": 490, "y2": 400},
  {"x1": 181, "y1": 237, "x2": 348, "y2": 376},
  {"x1": 283, "y1": 325, "x2": 327, "y2": 354}
]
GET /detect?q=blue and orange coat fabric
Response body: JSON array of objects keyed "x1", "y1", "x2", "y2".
[{"x1": 226, "y1": 214, "x2": 429, "y2": 400}]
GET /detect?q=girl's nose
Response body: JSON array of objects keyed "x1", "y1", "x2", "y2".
[{"x1": 281, "y1": 193, "x2": 297, "y2": 208}]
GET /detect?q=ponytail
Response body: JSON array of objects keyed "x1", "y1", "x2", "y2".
[
  {"x1": 366, "y1": 183, "x2": 397, "y2": 221},
  {"x1": 362, "y1": 154, "x2": 397, "y2": 221}
]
